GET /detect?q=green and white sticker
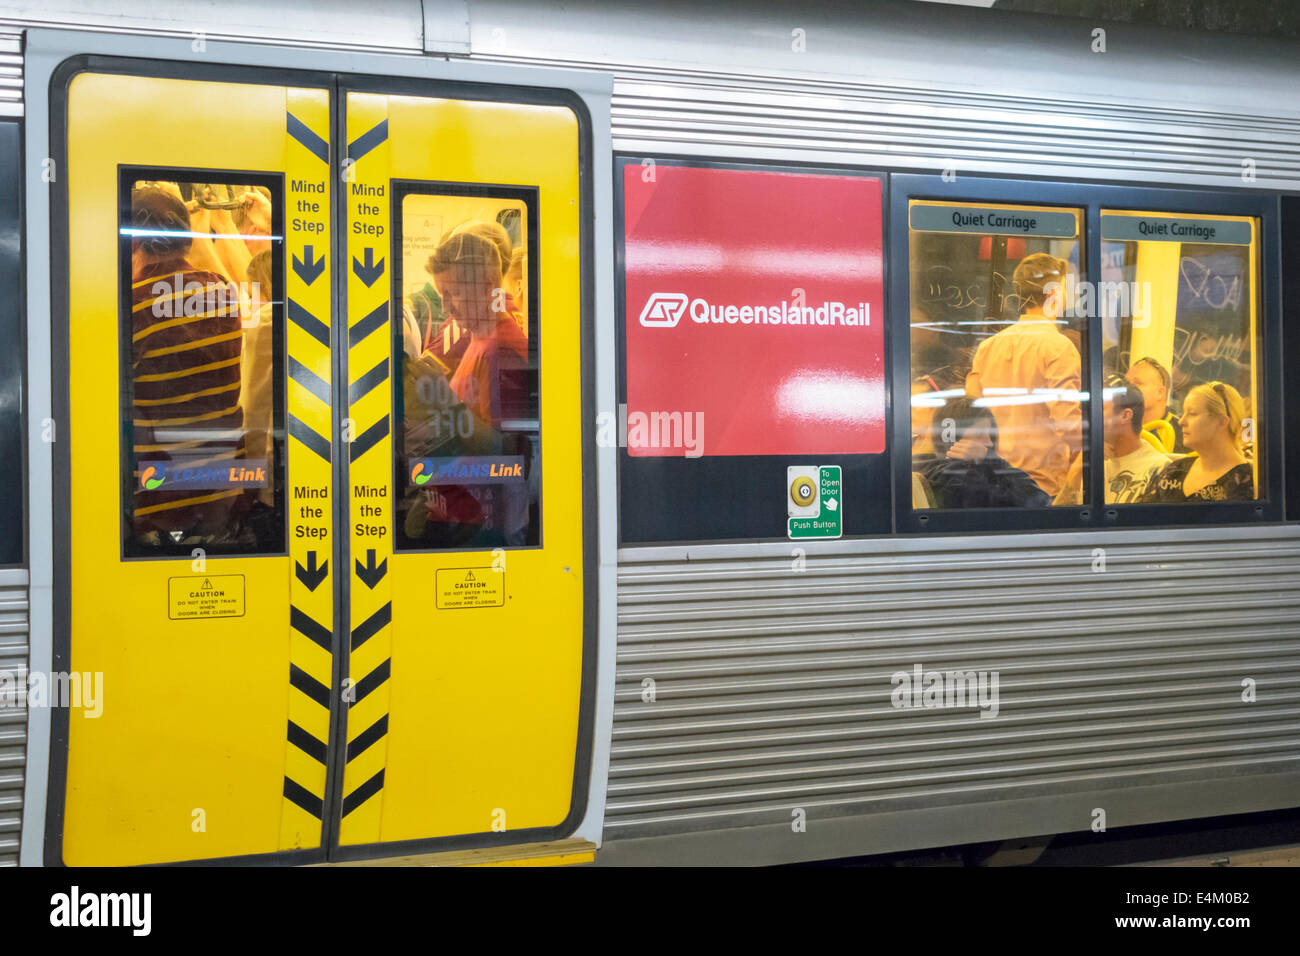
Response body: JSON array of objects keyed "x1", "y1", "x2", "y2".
[{"x1": 787, "y1": 465, "x2": 842, "y2": 540}]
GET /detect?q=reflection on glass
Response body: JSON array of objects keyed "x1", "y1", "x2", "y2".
[
  {"x1": 122, "y1": 176, "x2": 282, "y2": 555},
  {"x1": 1100, "y1": 211, "x2": 1259, "y2": 502},
  {"x1": 394, "y1": 188, "x2": 539, "y2": 550},
  {"x1": 909, "y1": 201, "x2": 1086, "y2": 510}
]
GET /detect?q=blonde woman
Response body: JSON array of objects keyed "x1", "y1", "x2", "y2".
[{"x1": 1142, "y1": 381, "x2": 1254, "y2": 502}]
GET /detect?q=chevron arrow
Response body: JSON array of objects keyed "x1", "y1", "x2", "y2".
[
  {"x1": 355, "y1": 548, "x2": 388, "y2": 589},
  {"x1": 295, "y1": 550, "x2": 328, "y2": 591},
  {"x1": 352, "y1": 247, "x2": 384, "y2": 287},
  {"x1": 293, "y1": 245, "x2": 326, "y2": 285}
]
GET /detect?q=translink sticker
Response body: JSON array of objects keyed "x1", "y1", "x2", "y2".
[
  {"x1": 787, "y1": 465, "x2": 842, "y2": 540},
  {"x1": 436, "y1": 567, "x2": 505, "y2": 610}
]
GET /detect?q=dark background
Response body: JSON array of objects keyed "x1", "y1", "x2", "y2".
[{"x1": 992, "y1": 0, "x2": 1300, "y2": 38}]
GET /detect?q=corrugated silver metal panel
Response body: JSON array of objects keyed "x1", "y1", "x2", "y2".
[
  {"x1": 0, "y1": 32, "x2": 20, "y2": 116},
  {"x1": 0, "y1": 570, "x2": 29, "y2": 867},
  {"x1": 8, "y1": 2, "x2": 1300, "y2": 186},
  {"x1": 606, "y1": 527, "x2": 1300, "y2": 843},
  {"x1": 606, "y1": 72, "x2": 1300, "y2": 190},
  {"x1": 467, "y1": 53, "x2": 1300, "y2": 190},
  {"x1": 0, "y1": 1, "x2": 422, "y2": 53},
  {"x1": 459, "y1": 0, "x2": 1300, "y2": 190}
]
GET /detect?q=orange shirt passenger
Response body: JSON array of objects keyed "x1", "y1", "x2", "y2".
[
  {"x1": 449, "y1": 309, "x2": 528, "y2": 424},
  {"x1": 967, "y1": 253, "x2": 1082, "y2": 498}
]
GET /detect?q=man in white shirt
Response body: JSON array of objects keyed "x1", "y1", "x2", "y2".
[
  {"x1": 1104, "y1": 380, "x2": 1172, "y2": 503},
  {"x1": 1054, "y1": 378, "x2": 1170, "y2": 505}
]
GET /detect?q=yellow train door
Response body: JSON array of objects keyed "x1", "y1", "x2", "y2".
[
  {"x1": 51, "y1": 63, "x2": 594, "y2": 865},
  {"x1": 335, "y1": 83, "x2": 591, "y2": 858},
  {"x1": 55, "y1": 68, "x2": 336, "y2": 865}
]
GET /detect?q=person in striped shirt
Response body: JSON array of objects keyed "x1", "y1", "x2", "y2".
[{"x1": 128, "y1": 184, "x2": 249, "y2": 547}]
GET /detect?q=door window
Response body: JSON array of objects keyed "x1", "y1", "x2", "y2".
[
  {"x1": 119, "y1": 170, "x2": 285, "y2": 556},
  {"x1": 391, "y1": 183, "x2": 540, "y2": 550}
]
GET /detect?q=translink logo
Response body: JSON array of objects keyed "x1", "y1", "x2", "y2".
[
  {"x1": 638, "y1": 292, "x2": 688, "y2": 328},
  {"x1": 140, "y1": 464, "x2": 165, "y2": 490}
]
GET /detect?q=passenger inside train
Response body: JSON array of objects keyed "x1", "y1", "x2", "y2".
[
  {"x1": 964, "y1": 253, "x2": 1083, "y2": 501},
  {"x1": 1125, "y1": 356, "x2": 1184, "y2": 454},
  {"x1": 914, "y1": 396, "x2": 1050, "y2": 509},
  {"x1": 1054, "y1": 376, "x2": 1170, "y2": 506},
  {"x1": 1141, "y1": 380, "x2": 1255, "y2": 502}
]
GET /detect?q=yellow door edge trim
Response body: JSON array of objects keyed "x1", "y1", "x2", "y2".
[{"x1": 316, "y1": 838, "x2": 596, "y2": 867}]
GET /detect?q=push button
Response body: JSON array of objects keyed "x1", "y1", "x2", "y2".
[{"x1": 791, "y1": 476, "x2": 816, "y2": 507}]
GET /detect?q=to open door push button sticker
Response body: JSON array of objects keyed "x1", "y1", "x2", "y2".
[{"x1": 787, "y1": 465, "x2": 842, "y2": 540}]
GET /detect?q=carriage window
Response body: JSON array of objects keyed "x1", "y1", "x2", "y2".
[
  {"x1": 1100, "y1": 211, "x2": 1261, "y2": 503},
  {"x1": 908, "y1": 200, "x2": 1087, "y2": 511},
  {"x1": 392, "y1": 185, "x2": 540, "y2": 551},
  {"x1": 120, "y1": 171, "x2": 285, "y2": 557},
  {"x1": 0, "y1": 123, "x2": 21, "y2": 565}
]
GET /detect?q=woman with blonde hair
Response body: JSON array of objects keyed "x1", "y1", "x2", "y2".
[
  {"x1": 1142, "y1": 381, "x2": 1254, "y2": 502},
  {"x1": 416, "y1": 219, "x2": 516, "y2": 361}
]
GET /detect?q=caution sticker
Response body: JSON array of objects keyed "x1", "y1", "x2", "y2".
[
  {"x1": 436, "y1": 567, "x2": 505, "y2": 610},
  {"x1": 168, "y1": 574, "x2": 246, "y2": 620}
]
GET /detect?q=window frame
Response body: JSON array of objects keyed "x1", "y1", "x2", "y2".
[
  {"x1": 891, "y1": 173, "x2": 1283, "y2": 534},
  {"x1": 0, "y1": 119, "x2": 25, "y2": 567},
  {"x1": 1283, "y1": 196, "x2": 1300, "y2": 523},
  {"x1": 117, "y1": 164, "x2": 288, "y2": 559}
]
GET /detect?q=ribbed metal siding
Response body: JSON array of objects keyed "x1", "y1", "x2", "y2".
[
  {"x1": 0, "y1": 33, "x2": 20, "y2": 116},
  {"x1": 0, "y1": 571, "x2": 28, "y2": 866},
  {"x1": 606, "y1": 529, "x2": 1300, "y2": 839},
  {"x1": 605, "y1": 69, "x2": 1300, "y2": 190}
]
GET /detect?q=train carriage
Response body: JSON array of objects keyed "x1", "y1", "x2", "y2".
[{"x1": 0, "y1": 0, "x2": 1297, "y2": 867}]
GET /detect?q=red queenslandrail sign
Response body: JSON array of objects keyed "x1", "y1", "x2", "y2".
[{"x1": 623, "y1": 162, "x2": 886, "y2": 457}]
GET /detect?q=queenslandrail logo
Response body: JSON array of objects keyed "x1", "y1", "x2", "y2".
[
  {"x1": 638, "y1": 292, "x2": 689, "y2": 327},
  {"x1": 638, "y1": 292, "x2": 870, "y2": 329}
]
